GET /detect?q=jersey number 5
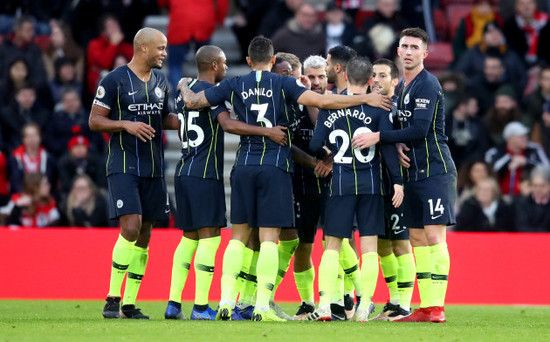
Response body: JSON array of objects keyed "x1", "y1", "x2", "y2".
[
  {"x1": 178, "y1": 111, "x2": 204, "y2": 148},
  {"x1": 329, "y1": 127, "x2": 375, "y2": 164}
]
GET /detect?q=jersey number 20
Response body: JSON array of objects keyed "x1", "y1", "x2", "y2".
[{"x1": 329, "y1": 127, "x2": 375, "y2": 164}]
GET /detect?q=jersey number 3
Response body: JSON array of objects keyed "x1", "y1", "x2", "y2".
[
  {"x1": 178, "y1": 111, "x2": 204, "y2": 148},
  {"x1": 329, "y1": 127, "x2": 375, "y2": 164}
]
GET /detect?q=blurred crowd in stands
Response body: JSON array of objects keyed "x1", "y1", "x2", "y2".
[{"x1": 0, "y1": 0, "x2": 549, "y2": 232}]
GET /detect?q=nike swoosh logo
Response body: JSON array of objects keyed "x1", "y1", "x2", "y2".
[
  {"x1": 128, "y1": 91, "x2": 138, "y2": 96},
  {"x1": 431, "y1": 214, "x2": 443, "y2": 220},
  {"x1": 165, "y1": 209, "x2": 170, "y2": 214}
]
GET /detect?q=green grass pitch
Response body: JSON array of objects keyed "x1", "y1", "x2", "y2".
[{"x1": 1, "y1": 301, "x2": 549, "y2": 342}]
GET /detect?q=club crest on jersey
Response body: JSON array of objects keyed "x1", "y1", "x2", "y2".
[
  {"x1": 404, "y1": 93, "x2": 410, "y2": 104},
  {"x1": 96, "y1": 86, "x2": 106, "y2": 99},
  {"x1": 154, "y1": 86, "x2": 163, "y2": 99}
]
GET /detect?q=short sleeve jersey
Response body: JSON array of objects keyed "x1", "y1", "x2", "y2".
[
  {"x1": 310, "y1": 98, "x2": 394, "y2": 196},
  {"x1": 93, "y1": 65, "x2": 172, "y2": 178},
  {"x1": 174, "y1": 80, "x2": 227, "y2": 180},
  {"x1": 395, "y1": 68, "x2": 456, "y2": 182},
  {"x1": 204, "y1": 71, "x2": 307, "y2": 173}
]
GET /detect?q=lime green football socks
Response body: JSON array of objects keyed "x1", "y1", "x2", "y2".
[
  {"x1": 340, "y1": 239, "x2": 362, "y2": 298},
  {"x1": 430, "y1": 242, "x2": 450, "y2": 307},
  {"x1": 294, "y1": 267, "x2": 315, "y2": 305},
  {"x1": 240, "y1": 250, "x2": 259, "y2": 306},
  {"x1": 414, "y1": 246, "x2": 433, "y2": 308},
  {"x1": 380, "y1": 253, "x2": 399, "y2": 304},
  {"x1": 255, "y1": 241, "x2": 279, "y2": 309},
  {"x1": 359, "y1": 252, "x2": 378, "y2": 310},
  {"x1": 219, "y1": 239, "x2": 245, "y2": 306},
  {"x1": 318, "y1": 250, "x2": 339, "y2": 309},
  {"x1": 123, "y1": 246, "x2": 149, "y2": 305},
  {"x1": 397, "y1": 253, "x2": 415, "y2": 311},
  {"x1": 168, "y1": 236, "x2": 198, "y2": 303},
  {"x1": 108, "y1": 234, "x2": 136, "y2": 297},
  {"x1": 194, "y1": 236, "x2": 221, "y2": 306},
  {"x1": 272, "y1": 238, "x2": 299, "y2": 300}
]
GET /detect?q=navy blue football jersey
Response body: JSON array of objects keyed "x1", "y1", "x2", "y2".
[
  {"x1": 204, "y1": 71, "x2": 307, "y2": 173},
  {"x1": 292, "y1": 105, "x2": 329, "y2": 196},
  {"x1": 174, "y1": 80, "x2": 227, "y2": 180},
  {"x1": 387, "y1": 68, "x2": 456, "y2": 182},
  {"x1": 310, "y1": 95, "x2": 402, "y2": 196},
  {"x1": 93, "y1": 65, "x2": 172, "y2": 178}
]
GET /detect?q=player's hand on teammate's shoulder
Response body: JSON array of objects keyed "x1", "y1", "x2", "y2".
[
  {"x1": 314, "y1": 155, "x2": 332, "y2": 178},
  {"x1": 267, "y1": 125, "x2": 288, "y2": 146},
  {"x1": 392, "y1": 184, "x2": 404, "y2": 208},
  {"x1": 123, "y1": 121, "x2": 156, "y2": 142},
  {"x1": 364, "y1": 92, "x2": 392, "y2": 111},
  {"x1": 299, "y1": 75, "x2": 311, "y2": 90},
  {"x1": 352, "y1": 131, "x2": 380, "y2": 149},
  {"x1": 177, "y1": 77, "x2": 193, "y2": 92},
  {"x1": 396, "y1": 143, "x2": 411, "y2": 168}
]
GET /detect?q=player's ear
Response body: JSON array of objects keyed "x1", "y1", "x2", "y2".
[
  {"x1": 270, "y1": 55, "x2": 276, "y2": 66},
  {"x1": 391, "y1": 78, "x2": 399, "y2": 88},
  {"x1": 246, "y1": 56, "x2": 252, "y2": 67},
  {"x1": 423, "y1": 47, "x2": 429, "y2": 59},
  {"x1": 343, "y1": 71, "x2": 348, "y2": 82}
]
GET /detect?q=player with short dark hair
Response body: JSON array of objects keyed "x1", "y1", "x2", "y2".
[
  {"x1": 307, "y1": 56, "x2": 404, "y2": 322},
  {"x1": 369, "y1": 58, "x2": 416, "y2": 321},
  {"x1": 326, "y1": 45, "x2": 365, "y2": 321},
  {"x1": 90, "y1": 28, "x2": 180, "y2": 319},
  {"x1": 164, "y1": 45, "x2": 288, "y2": 321},
  {"x1": 353, "y1": 27, "x2": 457, "y2": 323},
  {"x1": 178, "y1": 36, "x2": 392, "y2": 322}
]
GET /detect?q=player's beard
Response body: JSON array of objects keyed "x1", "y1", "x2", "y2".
[{"x1": 149, "y1": 55, "x2": 163, "y2": 69}]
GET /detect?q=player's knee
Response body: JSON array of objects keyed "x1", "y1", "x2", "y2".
[
  {"x1": 392, "y1": 240, "x2": 412, "y2": 256},
  {"x1": 279, "y1": 228, "x2": 299, "y2": 240},
  {"x1": 197, "y1": 227, "x2": 219, "y2": 239},
  {"x1": 324, "y1": 236, "x2": 342, "y2": 251},
  {"x1": 184, "y1": 230, "x2": 200, "y2": 240},
  {"x1": 378, "y1": 239, "x2": 392, "y2": 256}
]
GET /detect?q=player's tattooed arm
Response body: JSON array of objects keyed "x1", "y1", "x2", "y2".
[
  {"x1": 177, "y1": 77, "x2": 210, "y2": 109},
  {"x1": 298, "y1": 91, "x2": 392, "y2": 111},
  {"x1": 216, "y1": 112, "x2": 288, "y2": 146}
]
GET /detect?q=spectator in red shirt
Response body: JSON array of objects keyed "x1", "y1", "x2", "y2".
[
  {"x1": 504, "y1": 0, "x2": 548, "y2": 66},
  {"x1": 0, "y1": 172, "x2": 60, "y2": 227},
  {"x1": 158, "y1": 0, "x2": 229, "y2": 91},
  {"x1": 8, "y1": 123, "x2": 57, "y2": 195},
  {"x1": 85, "y1": 14, "x2": 133, "y2": 95}
]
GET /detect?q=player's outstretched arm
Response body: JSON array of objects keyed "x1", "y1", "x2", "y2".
[
  {"x1": 297, "y1": 90, "x2": 393, "y2": 111},
  {"x1": 352, "y1": 119, "x2": 432, "y2": 149},
  {"x1": 216, "y1": 111, "x2": 288, "y2": 146},
  {"x1": 177, "y1": 77, "x2": 211, "y2": 109},
  {"x1": 290, "y1": 145, "x2": 331, "y2": 177},
  {"x1": 89, "y1": 105, "x2": 155, "y2": 142}
]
